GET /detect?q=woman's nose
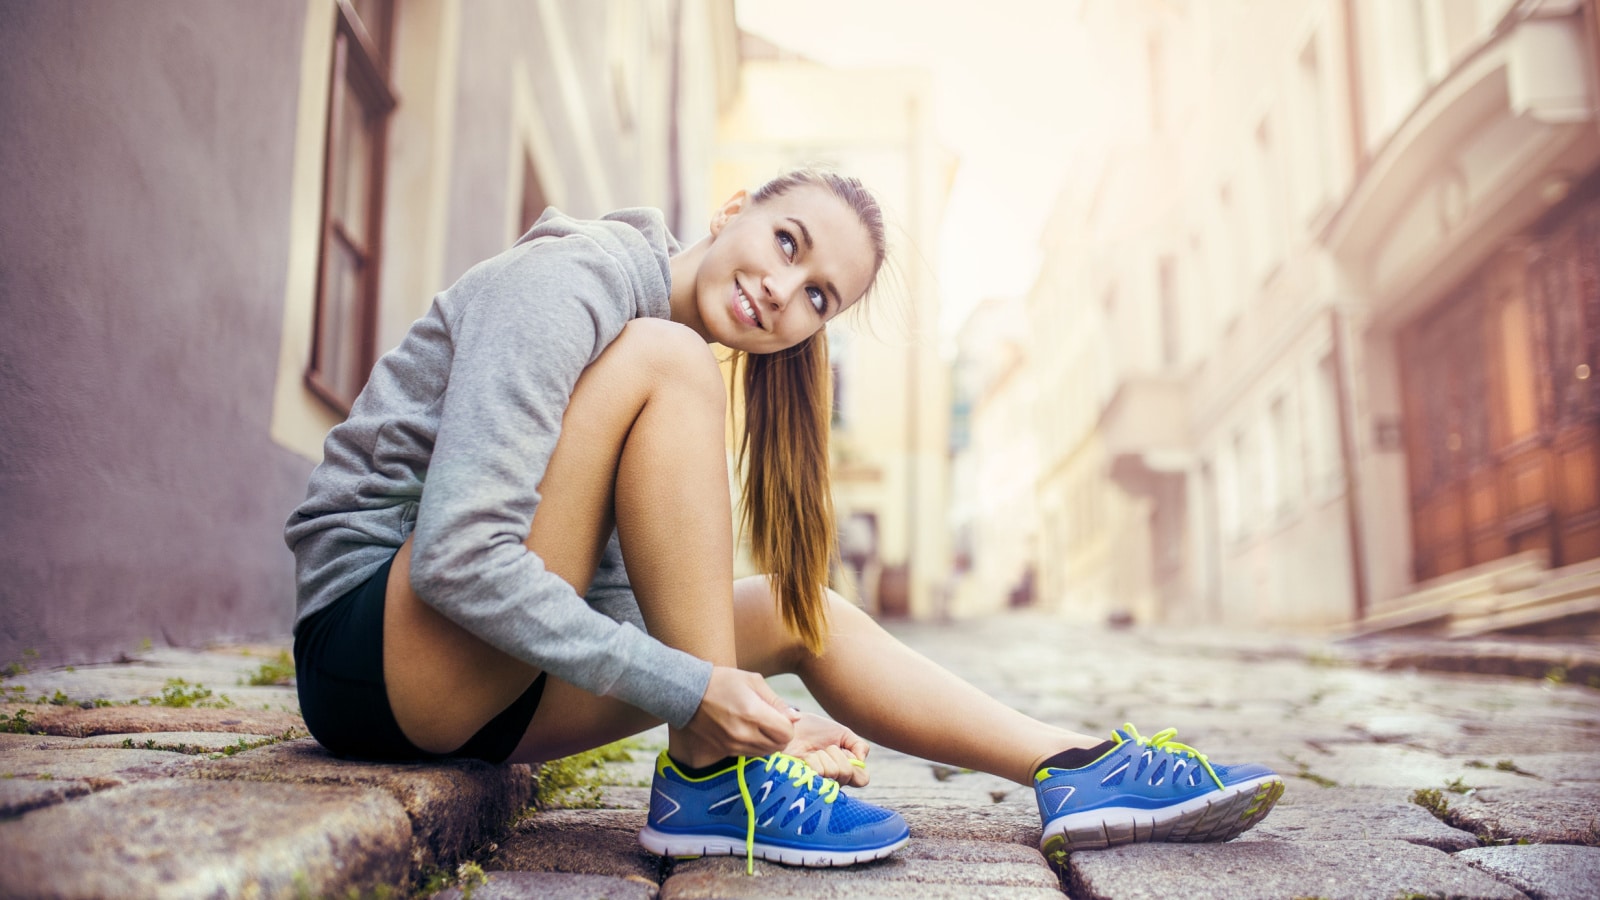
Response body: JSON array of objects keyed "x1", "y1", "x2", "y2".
[{"x1": 760, "y1": 273, "x2": 797, "y2": 310}]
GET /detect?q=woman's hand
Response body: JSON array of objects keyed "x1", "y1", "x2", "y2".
[
  {"x1": 683, "y1": 666, "x2": 798, "y2": 758},
  {"x1": 783, "y1": 711, "x2": 871, "y2": 787}
]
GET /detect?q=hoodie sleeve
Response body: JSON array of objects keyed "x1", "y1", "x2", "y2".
[{"x1": 407, "y1": 233, "x2": 711, "y2": 730}]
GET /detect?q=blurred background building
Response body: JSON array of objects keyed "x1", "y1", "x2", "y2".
[
  {"x1": 4, "y1": 0, "x2": 1596, "y2": 666},
  {"x1": 998, "y1": 0, "x2": 1600, "y2": 635}
]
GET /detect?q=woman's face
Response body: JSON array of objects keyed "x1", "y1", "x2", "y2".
[{"x1": 694, "y1": 185, "x2": 877, "y2": 355}]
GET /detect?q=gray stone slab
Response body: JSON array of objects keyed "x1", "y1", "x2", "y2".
[
  {"x1": 1281, "y1": 742, "x2": 1533, "y2": 791},
  {"x1": 195, "y1": 737, "x2": 535, "y2": 873},
  {"x1": 661, "y1": 839, "x2": 1063, "y2": 899},
  {"x1": 0, "y1": 776, "x2": 91, "y2": 818},
  {"x1": 435, "y1": 871, "x2": 659, "y2": 900},
  {"x1": 0, "y1": 778, "x2": 411, "y2": 899},
  {"x1": 1446, "y1": 787, "x2": 1600, "y2": 846},
  {"x1": 0, "y1": 746, "x2": 198, "y2": 816},
  {"x1": 15, "y1": 703, "x2": 306, "y2": 738},
  {"x1": 1234, "y1": 800, "x2": 1480, "y2": 851},
  {"x1": 1457, "y1": 844, "x2": 1600, "y2": 900},
  {"x1": 1066, "y1": 839, "x2": 1526, "y2": 900},
  {"x1": 489, "y1": 809, "x2": 663, "y2": 883},
  {"x1": 75, "y1": 730, "x2": 279, "y2": 753},
  {"x1": 892, "y1": 795, "x2": 1042, "y2": 845}
]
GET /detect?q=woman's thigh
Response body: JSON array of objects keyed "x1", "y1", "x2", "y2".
[{"x1": 382, "y1": 320, "x2": 721, "y2": 754}]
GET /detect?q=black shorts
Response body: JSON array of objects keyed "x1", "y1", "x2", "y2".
[{"x1": 293, "y1": 552, "x2": 546, "y2": 764}]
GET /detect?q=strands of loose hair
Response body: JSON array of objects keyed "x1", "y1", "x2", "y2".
[{"x1": 733, "y1": 334, "x2": 837, "y2": 657}]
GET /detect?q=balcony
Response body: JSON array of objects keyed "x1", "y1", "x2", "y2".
[{"x1": 1098, "y1": 375, "x2": 1191, "y2": 491}]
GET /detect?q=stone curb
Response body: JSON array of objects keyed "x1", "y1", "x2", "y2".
[{"x1": 0, "y1": 778, "x2": 414, "y2": 899}]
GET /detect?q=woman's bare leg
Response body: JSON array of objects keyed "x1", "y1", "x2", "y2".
[
  {"x1": 722, "y1": 578, "x2": 1105, "y2": 786},
  {"x1": 384, "y1": 318, "x2": 740, "y2": 757}
]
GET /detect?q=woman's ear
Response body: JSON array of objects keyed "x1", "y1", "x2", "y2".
[{"x1": 709, "y1": 190, "x2": 750, "y2": 236}]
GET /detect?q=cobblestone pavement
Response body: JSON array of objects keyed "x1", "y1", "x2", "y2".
[{"x1": 1, "y1": 617, "x2": 1598, "y2": 898}]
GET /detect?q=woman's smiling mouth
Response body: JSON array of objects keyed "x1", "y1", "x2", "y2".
[{"x1": 734, "y1": 283, "x2": 764, "y2": 329}]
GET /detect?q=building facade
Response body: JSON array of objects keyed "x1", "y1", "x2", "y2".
[
  {"x1": 0, "y1": 0, "x2": 737, "y2": 665},
  {"x1": 1023, "y1": 0, "x2": 1599, "y2": 633},
  {"x1": 949, "y1": 296, "x2": 1039, "y2": 617}
]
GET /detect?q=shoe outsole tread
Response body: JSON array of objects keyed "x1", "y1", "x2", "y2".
[
  {"x1": 639, "y1": 826, "x2": 909, "y2": 867},
  {"x1": 1041, "y1": 775, "x2": 1284, "y2": 855}
]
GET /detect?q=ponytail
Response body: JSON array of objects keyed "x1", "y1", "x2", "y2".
[
  {"x1": 734, "y1": 333, "x2": 836, "y2": 656},
  {"x1": 735, "y1": 169, "x2": 886, "y2": 656}
]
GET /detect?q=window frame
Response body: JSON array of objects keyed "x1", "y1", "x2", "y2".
[{"x1": 305, "y1": 0, "x2": 397, "y2": 415}]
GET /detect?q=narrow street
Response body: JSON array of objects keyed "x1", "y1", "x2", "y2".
[{"x1": 2, "y1": 617, "x2": 1597, "y2": 898}]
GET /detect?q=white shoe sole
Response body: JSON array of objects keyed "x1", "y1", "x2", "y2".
[
  {"x1": 639, "y1": 825, "x2": 909, "y2": 867},
  {"x1": 1040, "y1": 776, "x2": 1285, "y2": 854}
]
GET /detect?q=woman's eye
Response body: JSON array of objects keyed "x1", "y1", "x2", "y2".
[
  {"x1": 808, "y1": 287, "x2": 826, "y2": 314},
  {"x1": 777, "y1": 230, "x2": 796, "y2": 260}
]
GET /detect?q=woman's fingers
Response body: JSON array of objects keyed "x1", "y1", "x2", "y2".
[{"x1": 690, "y1": 666, "x2": 794, "y2": 756}]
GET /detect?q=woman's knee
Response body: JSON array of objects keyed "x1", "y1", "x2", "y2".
[
  {"x1": 733, "y1": 576, "x2": 863, "y2": 675},
  {"x1": 605, "y1": 319, "x2": 725, "y2": 404}
]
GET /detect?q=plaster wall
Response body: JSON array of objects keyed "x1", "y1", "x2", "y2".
[{"x1": 0, "y1": 2, "x2": 313, "y2": 664}]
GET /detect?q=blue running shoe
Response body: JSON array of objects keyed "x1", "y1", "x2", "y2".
[
  {"x1": 639, "y1": 751, "x2": 910, "y2": 871},
  {"x1": 1034, "y1": 723, "x2": 1284, "y2": 857}
]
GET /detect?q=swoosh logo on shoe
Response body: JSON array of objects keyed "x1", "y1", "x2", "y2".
[
  {"x1": 653, "y1": 788, "x2": 683, "y2": 823},
  {"x1": 1042, "y1": 785, "x2": 1077, "y2": 814}
]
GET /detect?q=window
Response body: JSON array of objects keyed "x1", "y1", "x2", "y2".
[
  {"x1": 1146, "y1": 31, "x2": 1166, "y2": 135},
  {"x1": 1295, "y1": 38, "x2": 1332, "y2": 219},
  {"x1": 307, "y1": 0, "x2": 397, "y2": 414},
  {"x1": 1158, "y1": 255, "x2": 1180, "y2": 367}
]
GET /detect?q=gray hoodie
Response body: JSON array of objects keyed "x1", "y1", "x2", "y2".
[{"x1": 285, "y1": 208, "x2": 713, "y2": 730}]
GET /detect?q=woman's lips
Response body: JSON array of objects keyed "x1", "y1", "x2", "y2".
[{"x1": 732, "y1": 283, "x2": 763, "y2": 329}]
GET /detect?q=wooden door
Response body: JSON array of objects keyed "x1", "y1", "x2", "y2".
[
  {"x1": 1527, "y1": 188, "x2": 1600, "y2": 564},
  {"x1": 1400, "y1": 183, "x2": 1600, "y2": 582}
]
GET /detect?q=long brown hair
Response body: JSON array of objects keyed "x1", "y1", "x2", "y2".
[{"x1": 733, "y1": 171, "x2": 886, "y2": 656}]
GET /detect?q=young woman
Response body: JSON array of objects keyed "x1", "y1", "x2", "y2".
[{"x1": 286, "y1": 170, "x2": 1282, "y2": 872}]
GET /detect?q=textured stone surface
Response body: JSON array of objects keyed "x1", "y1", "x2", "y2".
[
  {"x1": 1457, "y1": 844, "x2": 1600, "y2": 900},
  {"x1": 489, "y1": 809, "x2": 664, "y2": 883},
  {"x1": 76, "y1": 730, "x2": 280, "y2": 753},
  {"x1": 0, "y1": 776, "x2": 92, "y2": 818},
  {"x1": 1235, "y1": 800, "x2": 1480, "y2": 851},
  {"x1": 435, "y1": 871, "x2": 659, "y2": 900},
  {"x1": 11, "y1": 703, "x2": 305, "y2": 738},
  {"x1": 195, "y1": 738, "x2": 535, "y2": 873},
  {"x1": 1067, "y1": 839, "x2": 1528, "y2": 900},
  {"x1": 1446, "y1": 787, "x2": 1600, "y2": 846},
  {"x1": 0, "y1": 745, "x2": 197, "y2": 781},
  {"x1": 0, "y1": 778, "x2": 411, "y2": 899},
  {"x1": 890, "y1": 795, "x2": 1041, "y2": 845},
  {"x1": 661, "y1": 840, "x2": 1063, "y2": 900}
]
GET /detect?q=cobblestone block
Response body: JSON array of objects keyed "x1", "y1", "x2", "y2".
[
  {"x1": 436, "y1": 871, "x2": 659, "y2": 900},
  {"x1": 1446, "y1": 787, "x2": 1600, "y2": 846},
  {"x1": 1235, "y1": 800, "x2": 1479, "y2": 850},
  {"x1": 0, "y1": 746, "x2": 197, "y2": 816},
  {"x1": 11, "y1": 703, "x2": 305, "y2": 738},
  {"x1": 194, "y1": 738, "x2": 535, "y2": 874},
  {"x1": 0, "y1": 778, "x2": 411, "y2": 899},
  {"x1": 1456, "y1": 844, "x2": 1600, "y2": 900},
  {"x1": 891, "y1": 795, "x2": 1042, "y2": 844},
  {"x1": 660, "y1": 839, "x2": 1064, "y2": 899},
  {"x1": 75, "y1": 730, "x2": 279, "y2": 753},
  {"x1": 488, "y1": 809, "x2": 663, "y2": 883},
  {"x1": 1066, "y1": 839, "x2": 1527, "y2": 900}
]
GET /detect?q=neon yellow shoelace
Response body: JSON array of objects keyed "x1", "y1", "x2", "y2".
[
  {"x1": 1112, "y1": 722, "x2": 1226, "y2": 791},
  {"x1": 733, "y1": 753, "x2": 842, "y2": 874}
]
